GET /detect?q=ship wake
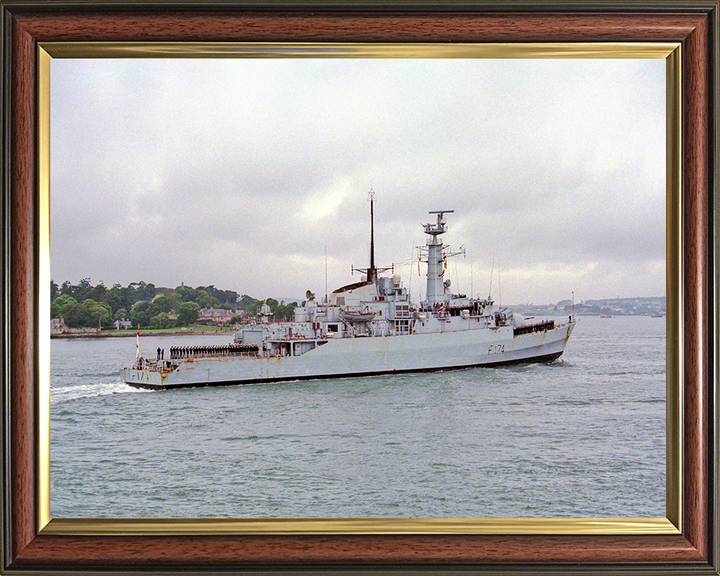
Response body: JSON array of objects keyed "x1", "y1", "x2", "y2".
[{"x1": 52, "y1": 380, "x2": 151, "y2": 405}]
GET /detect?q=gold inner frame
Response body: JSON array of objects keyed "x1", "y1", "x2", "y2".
[{"x1": 36, "y1": 42, "x2": 682, "y2": 536}]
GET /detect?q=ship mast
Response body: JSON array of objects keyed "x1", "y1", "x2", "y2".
[
  {"x1": 368, "y1": 189, "x2": 377, "y2": 283},
  {"x1": 419, "y1": 210, "x2": 464, "y2": 306},
  {"x1": 423, "y1": 211, "x2": 451, "y2": 305},
  {"x1": 351, "y1": 190, "x2": 392, "y2": 283}
]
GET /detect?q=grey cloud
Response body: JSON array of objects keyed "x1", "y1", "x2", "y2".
[{"x1": 50, "y1": 57, "x2": 665, "y2": 303}]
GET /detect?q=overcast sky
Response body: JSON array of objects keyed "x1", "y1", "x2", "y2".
[{"x1": 51, "y1": 57, "x2": 665, "y2": 305}]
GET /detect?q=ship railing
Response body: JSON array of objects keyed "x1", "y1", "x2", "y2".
[
  {"x1": 133, "y1": 358, "x2": 158, "y2": 371},
  {"x1": 169, "y1": 344, "x2": 260, "y2": 359},
  {"x1": 133, "y1": 358, "x2": 185, "y2": 372},
  {"x1": 513, "y1": 320, "x2": 555, "y2": 337},
  {"x1": 181, "y1": 350, "x2": 259, "y2": 359}
]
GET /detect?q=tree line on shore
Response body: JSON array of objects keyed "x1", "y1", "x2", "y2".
[{"x1": 50, "y1": 279, "x2": 299, "y2": 329}]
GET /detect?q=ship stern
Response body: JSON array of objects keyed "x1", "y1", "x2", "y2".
[{"x1": 120, "y1": 366, "x2": 165, "y2": 389}]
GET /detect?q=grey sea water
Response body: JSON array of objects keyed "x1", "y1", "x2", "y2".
[{"x1": 50, "y1": 315, "x2": 665, "y2": 519}]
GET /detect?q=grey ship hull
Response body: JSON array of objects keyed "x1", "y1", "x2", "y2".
[{"x1": 121, "y1": 321, "x2": 574, "y2": 390}]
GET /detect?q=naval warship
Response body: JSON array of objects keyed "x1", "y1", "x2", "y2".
[{"x1": 121, "y1": 198, "x2": 575, "y2": 390}]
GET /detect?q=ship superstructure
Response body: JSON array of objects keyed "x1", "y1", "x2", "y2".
[{"x1": 121, "y1": 199, "x2": 575, "y2": 390}]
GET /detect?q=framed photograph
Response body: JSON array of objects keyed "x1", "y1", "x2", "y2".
[{"x1": 1, "y1": 2, "x2": 717, "y2": 574}]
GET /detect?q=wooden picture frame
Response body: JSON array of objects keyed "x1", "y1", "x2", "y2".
[{"x1": 1, "y1": 1, "x2": 717, "y2": 573}]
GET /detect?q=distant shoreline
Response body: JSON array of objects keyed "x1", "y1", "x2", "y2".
[{"x1": 51, "y1": 329, "x2": 236, "y2": 339}]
